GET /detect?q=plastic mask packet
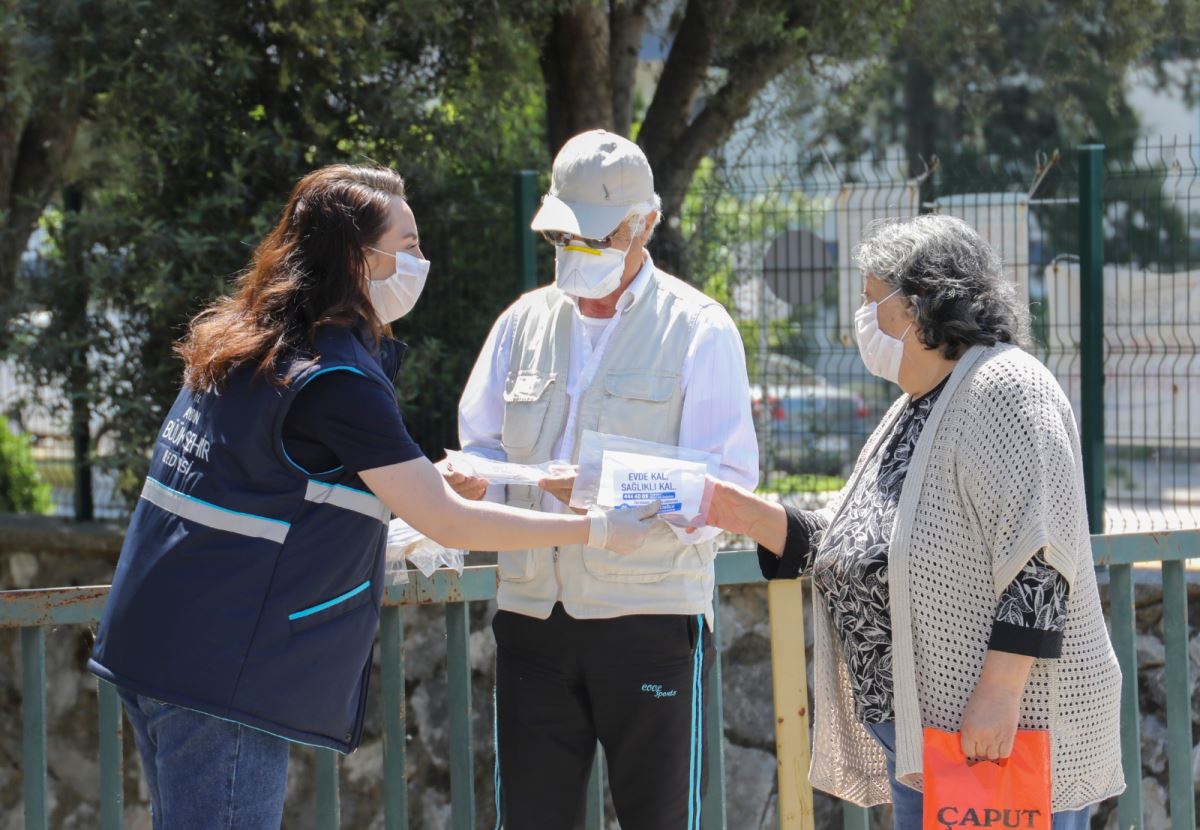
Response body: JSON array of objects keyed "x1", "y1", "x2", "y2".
[
  {"x1": 443, "y1": 449, "x2": 573, "y2": 486},
  {"x1": 570, "y1": 430, "x2": 721, "y2": 527},
  {"x1": 385, "y1": 516, "x2": 464, "y2": 580},
  {"x1": 597, "y1": 450, "x2": 709, "y2": 518}
]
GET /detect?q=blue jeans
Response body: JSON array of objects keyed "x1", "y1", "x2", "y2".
[
  {"x1": 864, "y1": 722, "x2": 1091, "y2": 830},
  {"x1": 118, "y1": 688, "x2": 290, "y2": 830}
]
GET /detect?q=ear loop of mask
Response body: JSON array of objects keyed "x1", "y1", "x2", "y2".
[{"x1": 876, "y1": 287, "x2": 913, "y2": 342}]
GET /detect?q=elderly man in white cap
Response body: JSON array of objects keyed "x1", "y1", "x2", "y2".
[{"x1": 449, "y1": 129, "x2": 758, "y2": 829}]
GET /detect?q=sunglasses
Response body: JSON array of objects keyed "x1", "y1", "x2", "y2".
[{"x1": 539, "y1": 230, "x2": 617, "y2": 249}]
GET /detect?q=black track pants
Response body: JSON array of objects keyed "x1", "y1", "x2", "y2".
[{"x1": 491, "y1": 603, "x2": 714, "y2": 830}]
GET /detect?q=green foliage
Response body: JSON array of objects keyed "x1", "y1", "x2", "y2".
[
  {"x1": 7, "y1": 0, "x2": 553, "y2": 505},
  {"x1": 0, "y1": 417, "x2": 53, "y2": 514},
  {"x1": 758, "y1": 473, "x2": 845, "y2": 495}
]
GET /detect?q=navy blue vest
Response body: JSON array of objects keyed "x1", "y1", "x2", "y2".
[{"x1": 89, "y1": 326, "x2": 405, "y2": 753}]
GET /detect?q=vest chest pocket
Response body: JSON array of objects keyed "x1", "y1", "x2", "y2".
[
  {"x1": 597, "y1": 371, "x2": 679, "y2": 443},
  {"x1": 501, "y1": 372, "x2": 556, "y2": 452}
]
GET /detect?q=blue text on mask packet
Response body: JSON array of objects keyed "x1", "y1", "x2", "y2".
[{"x1": 615, "y1": 472, "x2": 683, "y2": 513}]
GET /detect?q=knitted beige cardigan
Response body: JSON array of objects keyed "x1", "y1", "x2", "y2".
[{"x1": 809, "y1": 343, "x2": 1125, "y2": 812}]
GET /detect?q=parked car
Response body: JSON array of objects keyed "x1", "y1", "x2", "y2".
[{"x1": 751, "y1": 381, "x2": 872, "y2": 476}]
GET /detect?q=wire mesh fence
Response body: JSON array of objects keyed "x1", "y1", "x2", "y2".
[
  {"x1": 665, "y1": 139, "x2": 1200, "y2": 533},
  {"x1": 5, "y1": 140, "x2": 1197, "y2": 533}
]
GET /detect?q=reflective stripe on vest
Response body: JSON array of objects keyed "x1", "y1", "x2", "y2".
[
  {"x1": 304, "y1": 480, "x2": 390, "y2": 524},
  {"x1": 140, "y1": 477, "x2": 291, "y2": 544}
]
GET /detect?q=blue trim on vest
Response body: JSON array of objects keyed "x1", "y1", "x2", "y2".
[
  {"x1": 308, "y1": 365, "x2": 367, "y2": 380},
  {"x1": 282, "y1": 445, "x2": 344, "y2": 478},
  {"x1": 144, "y1": 477, "x2": 291, "y2": 530},
  {"x1": 288, "y1": 579, "x2": 372, "y2": 621},
  {"x1": 279, "y1": 365, "x2": 366, "y2": 477}
]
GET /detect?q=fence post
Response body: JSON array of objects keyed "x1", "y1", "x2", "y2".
[
  {"x1": 380, "y1": 606, "x2": 408, "y2": 830},
  {"x1": 445, "y1": 601, "x2": 476, "y2": 830},
  {"x1": 768, "y1": 579, "x2": 813, "y2": 829},
  {"x1": 1077, "y1": 144, "x2": 1105, "y2": 534},
  {"x1": 21, "y1": 627, "x2": 48, "y2": 830},
  {"x1": 514, "y1": 170, "x2": 538, "y2": 294},
  {"x1": 315, "y1": 749, "x2": 340, "y2": 829}
]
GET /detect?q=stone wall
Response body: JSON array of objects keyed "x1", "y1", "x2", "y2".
[{"x1": 1, "y1": 548, "x2": 1197, "y2": 829}]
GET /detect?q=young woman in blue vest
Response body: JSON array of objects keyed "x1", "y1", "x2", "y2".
[{"x1": 88, "y1": 164, "x2": 657, "y2": 829}]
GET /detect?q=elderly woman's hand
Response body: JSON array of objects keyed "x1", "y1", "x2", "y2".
[
  {"x1": 959, "y1": 650, "x2": 1035, "y2": 763},
  {"x1": 687, "y1": 476, "x2": 788, "y2": 555}
]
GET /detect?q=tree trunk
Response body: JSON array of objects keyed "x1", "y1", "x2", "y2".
[
  {"x1": 609, "y1": 0, "x2": 652, "y2": 137},
  {"x1": 539, "y1": 0, "x2": 811, "y2": 278},
  {"x1": 904, "y1": 58, "x2": 937, "y2": 207},
  {"x1": 539, "y1": 2, "x2": 615, "y2": 155},
  {"x1": 0, "y1": 116, "x2": 79, "y2": 319},
  {"x1": 61, "y1": 184, "x2": 93, "y2": 521}
]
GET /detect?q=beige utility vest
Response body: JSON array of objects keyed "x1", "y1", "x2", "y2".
[{"x1": 497, "y1": 269, "x2": 719, "y2": 621}]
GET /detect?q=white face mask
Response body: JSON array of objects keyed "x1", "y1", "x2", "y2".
[
  {"x1": 554, "y1": 241, "x2": 628, "y2": 299},
  {"x1": 367, "y1": 248, "x2": 430, "y2": 323},
  {"x1": 854, "y1": 287, "x2": 912, "y2": 383}
]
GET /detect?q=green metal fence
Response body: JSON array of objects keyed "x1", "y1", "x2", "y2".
[
  {"x1": 14, "y1": 139, "x2": 1200, "y2": 534},
  {"x1": 2, "y1": 533, "x2": 1196, "y2": 830},
  {"x1": 664, "y1": 141, "x2": 1200, "y2": 534}
]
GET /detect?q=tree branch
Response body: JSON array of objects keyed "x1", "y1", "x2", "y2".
[
  {"x1": 638, "y1": 0, "x2": 736, "y2": 170},
  {"x1": 654, "y1": 34, "x2": 804, "y2": 209}
]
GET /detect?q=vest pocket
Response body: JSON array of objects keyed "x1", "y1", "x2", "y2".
[
  {"x1": 580, "y1": 524, "x2": 690, "y2": 583},
  {"x1": 288, "y1": 579, "x2": 374, "y2": 634},
  {"x1": 597, "y1": 371, "x2": 678, "y2": 441},
  {"x1": 581, "y1": 527, "x2": 718, "y2": 584},
  {"x1": 501, "y1": 371, "x2": 556, "y2": 452}
]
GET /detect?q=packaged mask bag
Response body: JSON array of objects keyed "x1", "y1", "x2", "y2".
[
  {"x1": 570, "y1": 430, "x2": 719, "y2": 527},
  {"x1": 443, "y1": 449, "x2": 572, "y2": 486},
  {"x1": 922, "y1": 727, "x2": 1051, "y2": 830},
  {"x1": 385, "y1": 517, "x2": 464, "y2": 580}
]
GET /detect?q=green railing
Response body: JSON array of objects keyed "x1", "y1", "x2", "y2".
[{"x1": 2, "y1": 533, "x2": 1196, "y2": 830}]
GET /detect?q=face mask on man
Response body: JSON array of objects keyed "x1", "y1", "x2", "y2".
[
  {"x1": 553, "y1": 240, "x2": 629, "y2": 299},
  {"x1": 368, "y1": 248, "x2": 431, "y2": 323},
  {"x1": 854, "y1": 287, "x2": 912, "y2": 383}
]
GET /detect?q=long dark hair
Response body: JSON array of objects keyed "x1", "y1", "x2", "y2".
[{"x1": 176, "y1": 164, "x2": 406, "y2": 390}]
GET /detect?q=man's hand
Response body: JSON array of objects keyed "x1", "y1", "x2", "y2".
[
  {"x1": 959, "y1": 650, "x2": 1033, "y2": 763},
  {"x1": 437, "y1": 459, "x2": 488, "y2": 501},
  {"x1": 538, "y1": 470, "x2": 583, "y2": 513}
]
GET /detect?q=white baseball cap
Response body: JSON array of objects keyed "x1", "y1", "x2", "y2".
[{"x1": 530, "y1": 129, "x2": 655, "y2": 239}]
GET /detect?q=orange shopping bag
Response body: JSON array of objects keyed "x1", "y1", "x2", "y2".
[{"x1": 922, "y1": 727, "x2": 1051, "y2": 830}]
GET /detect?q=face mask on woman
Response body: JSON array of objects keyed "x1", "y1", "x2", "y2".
[
  {"x1": 554, "y1": 241, "x2": 628, "y2": 299},
  {"x1": 854, "y1": 287, "x2": 912, "y2": 383},
  {"x1": 368, "y1": 248, "x2": 430, "y2": 323}
]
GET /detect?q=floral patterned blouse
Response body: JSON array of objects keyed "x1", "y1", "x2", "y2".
[{"x1": 757, "y1": 379, "x2": 1070, "y2": 724}]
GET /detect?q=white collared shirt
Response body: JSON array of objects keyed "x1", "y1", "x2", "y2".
[{"x1": 458, "y1": 253, "x2": 759, "y2": 543}]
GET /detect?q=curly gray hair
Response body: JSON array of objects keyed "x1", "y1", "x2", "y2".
[{"x1": 854, "y1": 214, "x2": 1032, "y2": 359}]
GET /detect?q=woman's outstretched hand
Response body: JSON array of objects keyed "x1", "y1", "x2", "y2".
[{"x1": 687, "y1": 477, "x2": 788, "y2": 556}]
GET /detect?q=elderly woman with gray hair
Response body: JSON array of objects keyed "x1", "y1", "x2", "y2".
[{"x1": 696, "y1": 215, "x2": 1123, "y2": 828}]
